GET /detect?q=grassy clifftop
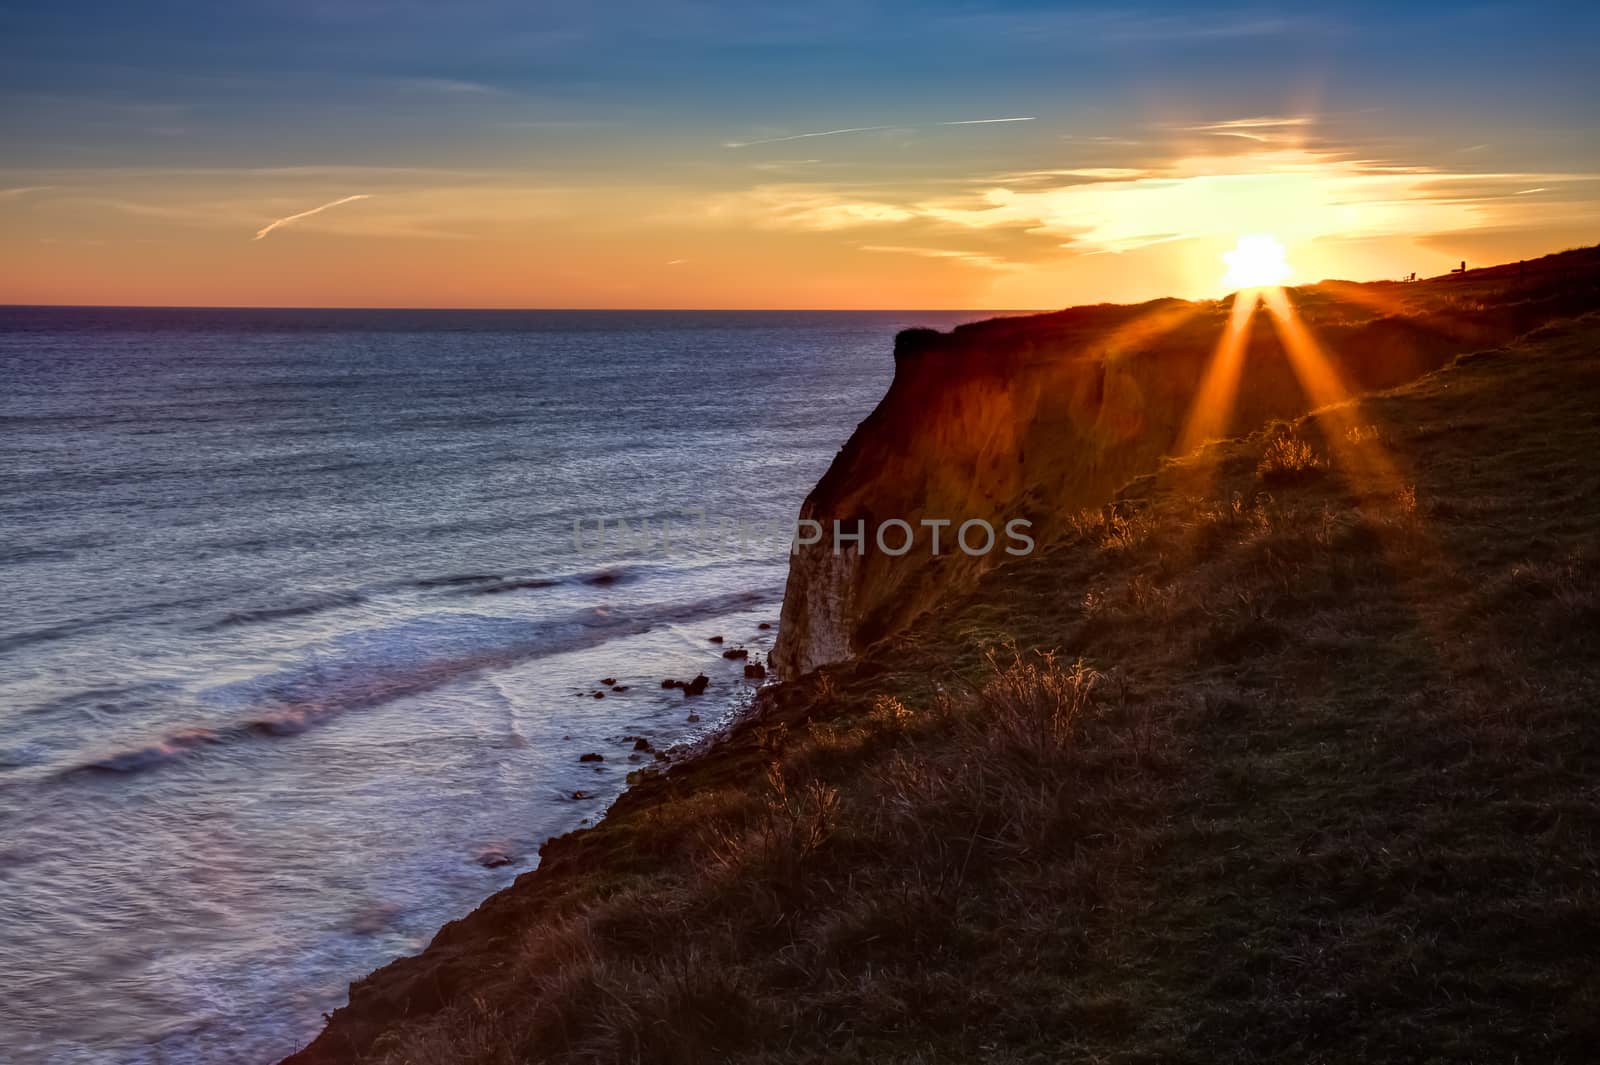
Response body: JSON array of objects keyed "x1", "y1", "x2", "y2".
[
  {"x1": 772, "y1": 247, "x2": 1600, "y2": 679},
  {"x1": 290, "y1": 310, "x2": 1600, "y2": 1064}
]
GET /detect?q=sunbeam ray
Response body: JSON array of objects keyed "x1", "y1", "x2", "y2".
[
  {"x1": 1260, "y1": 286, "x2": 1415, "y2": 497},
  {"x1": 1178, "y1": 289, "x2": 1260, "y2": 456}
]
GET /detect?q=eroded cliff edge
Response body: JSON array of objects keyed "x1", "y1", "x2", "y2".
[{"x1": 772, "y1": 252, "x2": 1600, "y2": 678}]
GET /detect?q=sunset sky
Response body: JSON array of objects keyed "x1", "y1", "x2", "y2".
[{"x1": 3, "y1": 1, "x2": 1597, "y2": 309}]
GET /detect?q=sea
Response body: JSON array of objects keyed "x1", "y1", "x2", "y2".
[{"x1": 0, "y1": 307, "x2": 1004, "y2": 1064}]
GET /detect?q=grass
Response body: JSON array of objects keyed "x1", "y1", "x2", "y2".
[
  {"x1": 1255, "y1": 427, "x2": 1324, "y2": 485},
  {"x1": 290, "y1": 313, "x2": 1600, "y2": 1065}
]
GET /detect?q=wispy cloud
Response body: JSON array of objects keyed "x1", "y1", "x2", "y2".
[
  {"x1": 398, "y1": 77, "x2": 507, "y2": 96},
  {"x1": 1190, "y1": 116, "x2": 1313, "y2": 131},
  {"x1": 916, "y1": 149, "x2": 1599, "y2": 253},
  {"x1": 727, "y1": 124, "x2": 895, "y2": 148},
  {"x1": 725, "y1": 116, "x2": 1034, "y2": 148},
  {"x1": 60, "y1": 182, "x2": 639, "y2": 242},
  {"x1": 1183, "y1": 116, "x2": 1313, "y2": 143},
  {"x1": 0, "y1": 185, "x2": 54, "y2": 199},
  {"x1": 990, "y1": 167, "x2": 1150, "y2": 187},
  {"x1": 859, "y1": 244, "x2": 1019, "y2": 271},
  {"x1": 1097, "y1": 12, "x2": 1316, "y2": 41},
  {"x1": 930, "y1": 9, "x2": 1325, "y2": 46},
  {"x1": 706, "y1": 186, "x2": 916, "y2": 229},
  {"x1": 253, "y1": 194, "x2": 373, "y2": 240},
  {"x1": 710, "y1": 145, "x2": 1599, "y2": 262},
  {"x1": 748, "y1": 158, "x2": 825, "y2": 172},
  {"x1": 938, "y1": 117, "x2": 1037, "y2": 127}
]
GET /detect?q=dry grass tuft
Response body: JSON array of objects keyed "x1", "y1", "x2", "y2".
[
  {"x1": 1255, "y1": 428, "x2": 1324, "y2": 484},
  {"x1": 705, "y1": 764, "x2": 840, "y2": 879},
  {"x1": 975, "y1": 644, "x2": 1099, "y2": 762}
]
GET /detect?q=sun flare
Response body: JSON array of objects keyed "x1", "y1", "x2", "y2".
[{"x1": 1222, "y1": 233, "x2": 1292, "y2": 291}]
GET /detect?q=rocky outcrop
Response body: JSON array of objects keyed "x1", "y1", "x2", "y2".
[{"x1": 772, "y1": 255, "x2": 1600, "y2": 678}]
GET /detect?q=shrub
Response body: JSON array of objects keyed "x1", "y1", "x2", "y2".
[
  {"x1": 976, "y1": 644, "x2": 1101, "y2": 763},
  {"x1": 1256, "y1": 431, "x2": 1324, "y2": 484},
  {"x1": 706, "y1": 764, "x2": 839, "y2": 882}
]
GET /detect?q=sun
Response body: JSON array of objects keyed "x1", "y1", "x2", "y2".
[{"x1": 1222, "y1": 234, "x2": 1292, "y2": 291}]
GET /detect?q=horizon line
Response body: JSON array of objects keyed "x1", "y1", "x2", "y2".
[{"x1": 0, "y1": 301, "x2": 1064, "y2": 314}]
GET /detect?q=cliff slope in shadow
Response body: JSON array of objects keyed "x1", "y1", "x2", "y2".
[{"x1": 773, "y1": 246, "x2": 1600, "y2": 677}]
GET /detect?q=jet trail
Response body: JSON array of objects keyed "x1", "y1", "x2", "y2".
[
  {"x1": 726, "y1": 116, "x2": 1034, "y2": 148},
  {"x1": 253, "y1": 194, "x2": 372, "y2": 240}
]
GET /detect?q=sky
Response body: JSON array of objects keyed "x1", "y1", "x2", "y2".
[{"x1": 2, "y1": 1, "x2": 1597, "y2": 309}]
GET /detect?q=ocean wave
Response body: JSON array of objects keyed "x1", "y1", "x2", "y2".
[
  {"x1": 0, "y1": 743, "x2": 49, "y2": 770},
  {"x1": 193, "y1": 512, "x2": 534, "y2": 554},
  {"x1": 410, "y1": 573, "x2": 503, "y2": 588},
  {"x1": 72, "y1": 728, "x2": 221, "y2": 774},
  {"x1": 447, "y1": 578, "x2": 560, "y2": 596},
  {"x1": 0, "y1": 618, "x2": 103, "y2": 655},
  {"x1": 203, "y1": 592, "x2": 366, "y2": 631},
  {"x1": 0, "y1": 544, "x2": 79, "y2": 566},
  {"x1": 0, "y1": 589, "x2": 237, "y2": 656},
  {"x1": 418, "y1": 564, "x2": 638, "y2": 597},
  {"x1": 23, "y1": 681, "x2": 181, "y2": 721},
  {"x1": 54, "y1": 586, "x2": 780, "y2": 777}
]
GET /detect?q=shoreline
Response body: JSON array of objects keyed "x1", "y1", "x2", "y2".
[
  {"x1": 268, "y1": 608, "x2": 784, "y2": 1057},
  {"x1": 281, "y1": 667, "x2": 811, "y2": 1064}
]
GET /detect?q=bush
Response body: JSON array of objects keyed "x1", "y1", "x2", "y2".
[
  {"x1": 975, "y1": 644, "x2": 1101, "y2": 764},
  {"x1": 1256, "y1": 431, "x2": 1324, "y2": 484}
]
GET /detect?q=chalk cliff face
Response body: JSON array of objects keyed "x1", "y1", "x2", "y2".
[{"x1": 772, "y1": 266, "x2": 1600, "y2": 678}]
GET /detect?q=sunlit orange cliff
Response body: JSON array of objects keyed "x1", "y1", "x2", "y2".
[{"x1": 773, "y1": 247, "x2": 1600, "y2": 677}]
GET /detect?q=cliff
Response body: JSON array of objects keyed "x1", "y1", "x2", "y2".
[
  {"x1": 284, "y1": 286, "x2": 1600, "y2": 1064},
  {"x1": 772, "y1": 248, "x2": 1600, "y2": 677},
  {"x1": 283, "y1": 247, "x2": 1600, "y2": 1065}
]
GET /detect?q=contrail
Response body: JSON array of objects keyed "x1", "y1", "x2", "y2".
[
  {"x1": 726, "y1": 124, "x2": 898, "y2": 148},
  {"x1": 253, "y1": 194, "x2": 372, "y2": 240},
  {"x1": 726, "y1": 116, "x2": 1034, "y2": 148},
  {"x1": 937, "y1": 116, "x2": 1036, "y2": 126}
]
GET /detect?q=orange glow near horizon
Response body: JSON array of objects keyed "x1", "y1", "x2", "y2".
[{"x1": 4, "y1": 128, "x2": 1595, "y2": 310}]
